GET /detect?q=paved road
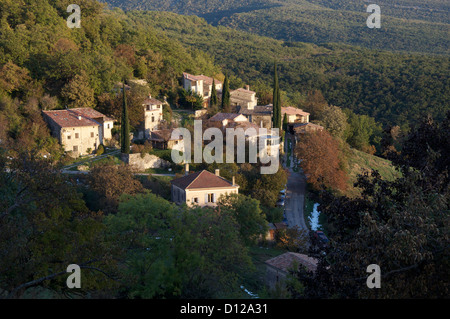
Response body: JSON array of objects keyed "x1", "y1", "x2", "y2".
[
  {"x1": 284, "y1": 167, "x2": 308, "y2": 232},
  {"x1": 283, "y1": 133, "x2": 308, "y2": 232}
]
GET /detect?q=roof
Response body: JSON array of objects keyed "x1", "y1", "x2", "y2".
[
  {"x1": 42, "y1": 108, "x2": 110, "y2": 128},
  {"x1": 171, "y1": 170, "x2": 238, "y2": 190},
  {"x1": 70, "y1": 108, "x2": 114, "y2": 122},
  {"x1": 239, "y1": 105, "x2": 273, "y2": 116},
  {"x1": 225, "y1": 121, "x2": 262, "y2": 133},
  {"x1": 293, "y1": 122, "x2": 324, "y2": 133},
  {"x1": 273, "y1": 222, "x2": 288, "y2": 230},
  {"x1": 143, "y1": 95, "x2": 164, "y2": 105},
  {"x1": 265, "y1": 252, "x2": 318, "y2": 273},
  {"x1": 282, "y1": 106, "x2": 310, "y2": 117},
  {"x1": 183, "y1": 73, "x2": 222, "y2": 86},
  {"x1": 209, "y1": 113, "x2": 244, "y2": 122},
  {"x1": 231, "y1": 88, "x2": 256, "y2": 95},
  {"x1": 150, "y1": 129, "x2": 183, "y2": 142}
]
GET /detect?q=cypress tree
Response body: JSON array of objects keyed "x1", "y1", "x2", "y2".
[
  {"x1": 283, "y1": 113, "x2": 288, "y2": 131},
  {"x1": 272, "y1": 62, "x2": 281, "y2": 129},
  {"x1": 210, "y1": 78, "x2": 218, "y2": 108},
  {"x1": 121, "y1": 82, "x2": 130, "y2": 154},
  {"x1": 221, "y1": 73, "x2": 231, "y2": 113}
]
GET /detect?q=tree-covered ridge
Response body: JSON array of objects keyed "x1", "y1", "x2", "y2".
[
  {"x1": 102, "y1": 0, "x2": 450, "y2": 55},
  {"x1": 128, "y1": 10, "x2": 450, "y2": 129},
  {"x1": 0, "y1": 0, "x2": 222, "y2": 155},
  {"x1": 307, "y1": 0, "x2": 450, "y2": 24},
  {"x1": 102, "y1": 0, "x2": 273, "y2": 15}
]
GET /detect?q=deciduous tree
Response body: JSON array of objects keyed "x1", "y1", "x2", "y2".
[{"x1": 295, "y1": 130, "x2": 347, "y2": 191}]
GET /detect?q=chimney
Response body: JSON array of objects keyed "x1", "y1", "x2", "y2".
[
  {"x1": 246, "y1": 85, "x2": 250, "y2": 91},
  {"x1": 215, "y1": 169, "x2": 220, "y2": 177},
  {"x1": 232, "y1": 176, "x2": 235, "y2": 186},
  {"x1": 185, "y1": 163, "x2": 189, "y2": 176},
  {"x1": 78, "y1": 116, "x2": 82, "y2": 120}
]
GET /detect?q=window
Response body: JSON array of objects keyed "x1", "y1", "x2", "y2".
[
  {"x1": 107, "y1": 124, "x2": 110, "y2": 129},
  {"x1": 152, "y1": 116, "x2": 155, "y2": 123},
  {"x1": 73, "y1": 146, "x2": 78, "y2": 152},
  {"x1": 207, "y1": 193, "x2": 215, "y2": 203},
  {"x1": 91, "y1": 132, "x2": 94, "y2": 138},
  {"x1": 146, "y1": 105, "x2": 150, "y2": 111},
  {"x1": 67, "y1": 135, "x2": 71, "y2": 140},
  {"x1": 75, "y1": 133, "x2": 79, "y2": 139},
  {"x1": 193, "y1": 198, "x2": 199, "y2": 204}
]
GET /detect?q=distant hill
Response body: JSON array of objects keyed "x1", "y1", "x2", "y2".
[{"x1": 102, "y1": 0, "x2": 450, "y2": 55}]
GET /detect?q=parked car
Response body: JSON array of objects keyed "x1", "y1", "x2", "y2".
[
  {"x1": 313, "y1": 231, "x2": 329, "y2": 248},
  {"x1": 276, "y1": 199, "x2": 285, "y2": 207}
]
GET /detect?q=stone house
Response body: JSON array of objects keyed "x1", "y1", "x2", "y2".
[
  {"x1": 238, "y1": 105, "x2": 273, "y2": 130},
  {"x1": 293, "y1": 122, "x2": 324, "y2": 135},
  {"x1": 171, "y1": 167, "x2": 239, "y2": 207},
  {"x1": 182, "y1": 73, "x2": 223, "y2": 108},
  {"x1": 143, "y1": 95, "x2": 164, "y2": 138},
  {"x1": 208, "y1": 113, "x2": 249, "y2": 129},
  {"x1": 281, "y1": 106, "x2": 310, "y2": 124},
  {"x1": 42, "y1": 108, "x2": 114, "y2": 157},
  {"x1": 150, "y1": 129, "x2": 185, "y2": 152},
  {"x1": 265, "y1": 252, "x2": 318, "y2": 290},
  {"x1": 230, "y1": 86, "x2": 258, "y2": 109}
]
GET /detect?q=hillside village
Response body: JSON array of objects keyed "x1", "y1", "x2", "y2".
[
  {"x1": 36, "y1": 71, "x2": 327, "y2": 293},
  {"x1": 1, "y1": 0, "x2": 447, "y2": 301}
]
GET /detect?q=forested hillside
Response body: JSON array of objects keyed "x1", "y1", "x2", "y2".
[
  {"x1": 127, "y1": 10, "x2": 449, "y2": 129},
  {"x1": 0, "y1": 0, "x2": 221, "y2": 156},
  {"x1": 103, "y1": 0, "x2": 450, "y2": 55}
]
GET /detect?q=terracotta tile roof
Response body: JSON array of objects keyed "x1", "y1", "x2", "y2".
[
  {"x1": 265, "y1": 252, "x2": 318, "y2": 273},
  {"x1": 171, "y1": 170, "x2": 237, "y2": 190},
  {"x1": 209, "y1": 113, "x2": 243, "y2": 122},
  {"x1": 232, "y1": 87, "x2": 256, "y2": 95},
  {"x1": 43, "y1": 109, "x2": 102, "y2": 128},
  {"x1": 225, "y1": 121, "x2": 262, "y2": 134},
  {"x1": 183, "y1": 72, "x2": 222, "y2": 85},
  {"x1": 150, "y1": 129, "x2": 183, "y2": 142},
  {"x1": 70, "y1": 108, "x2": 114, "y2": 122},
  {"x1": 282, "y1": 106, "x2": 310, "y2": 117}
]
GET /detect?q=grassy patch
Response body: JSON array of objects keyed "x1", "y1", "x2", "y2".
[{"x1": 344, "y1": 148, "x2": 400, "y2": 198}]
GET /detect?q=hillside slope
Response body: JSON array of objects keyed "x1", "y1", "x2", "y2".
[{"x1": 102, "y1": 0, "x2": 450, "y2": 55}]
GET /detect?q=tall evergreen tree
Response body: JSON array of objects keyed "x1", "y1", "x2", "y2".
[
  {"x1": 221, "y1": 73, "x2": 231, "y2": 113},
  {"x1": 272, "y1": 62, "x2": 281, "y2": 129},
  {"x1": 210, "y1": 79, "x2": 218, "y2": 108},
  {"x1": 121, "y1": 82, "x2": 130, "y2": 154}
]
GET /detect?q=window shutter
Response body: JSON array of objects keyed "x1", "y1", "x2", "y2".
[
  {"x1": 213, "y1": 193, "x2": 216, "y2": 203},
  {"x1": 205, "y1": 194, "x2": 208, "y2": 203}
]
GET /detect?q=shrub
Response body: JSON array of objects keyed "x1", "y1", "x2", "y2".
[{"x1": 97, "y1": 144, "x2": 105, "y2": 156}]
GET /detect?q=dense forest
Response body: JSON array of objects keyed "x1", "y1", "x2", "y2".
[
  {"x1": 126, "y1": 10, "x2": 449, "y2": 130},
  {"x1": 102, "y1": 0, "x2": 450, "y2": 55}
]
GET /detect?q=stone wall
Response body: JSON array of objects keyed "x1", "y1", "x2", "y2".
[{"x1": 121, "y1": 153, "x2": 170, "y2": 171}]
